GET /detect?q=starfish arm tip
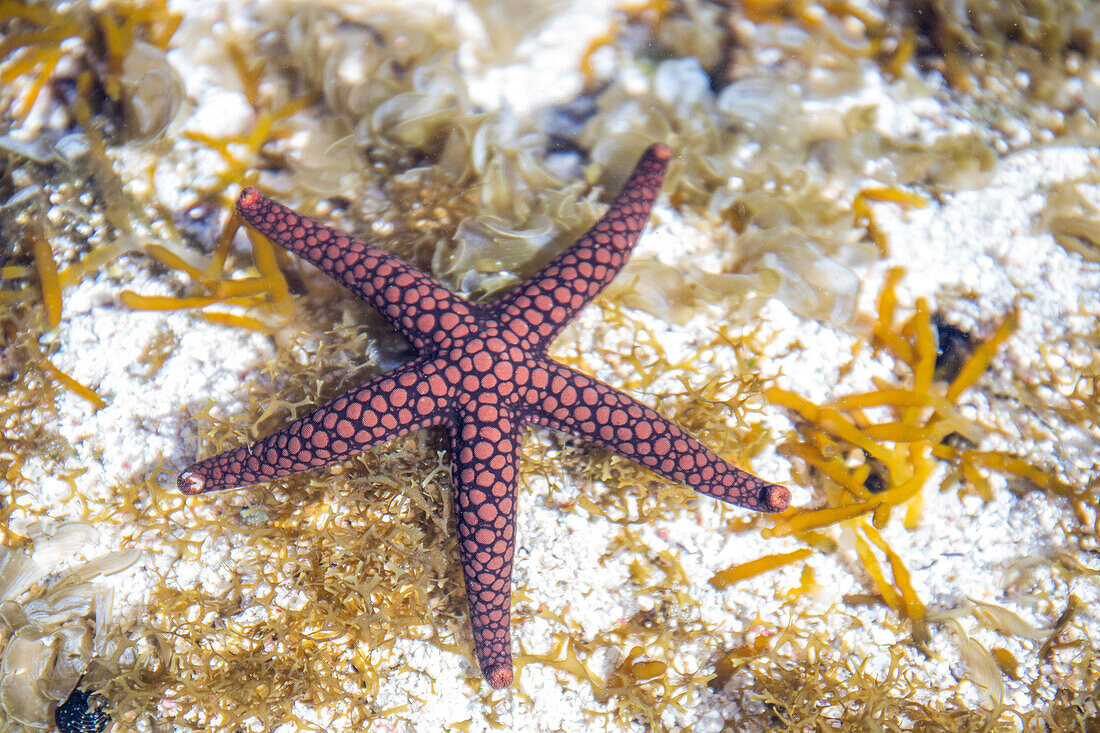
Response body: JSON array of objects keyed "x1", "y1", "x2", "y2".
[
  {"x1": 485, "y1": 665, "x2": 513, "y2": 689},
  {"x1": 764, "y1": 483, "x2": 791, "y2": 513},
  {"x1": 177, "y1": 470, "x2": 206, "y2": 495},
  {"x1": 237, "y1": 186, "x2": 262, "y2": 214},
  {"x1": 650, "y1": 142, "x2": 672, "y2": 161}
]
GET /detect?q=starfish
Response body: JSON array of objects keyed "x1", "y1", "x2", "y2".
[{"x1": 177, "y1": 143, "x2": 791, "y2": 689}]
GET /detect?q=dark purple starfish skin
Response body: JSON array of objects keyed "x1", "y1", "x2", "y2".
[{"x1": 177, "y1": 143, "x2": 790, "y2": 688}]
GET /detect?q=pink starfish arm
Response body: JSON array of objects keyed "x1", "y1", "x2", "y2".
[
  {"x1": 523, "y1": 360, "x2": 790, "y2": 513},
  {"x1": 177, "y1": 357, "x2": 452, "y2": 495},
  {"x1": 448, "y1": 402, "x2": 523, "y2": 689},
  {"x1": 489, "y1": 143, "x2": 672, "y2": 352},
  {"x1": 237, "y1": 188, "x2": 478, "y2": 352}
]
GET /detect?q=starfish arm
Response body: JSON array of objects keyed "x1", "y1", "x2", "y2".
[
  {"x1": 522, "y1": 360, "x2": 790, "y2": 513},
  {"x1": 449, "y1": 402, "x2": 523, "y2": 689},
  {"x1": 178, "y1": 357, "x2": 453, "y2": 495},
  {"x1": 489, "y1": 143, "x2": 672, "y2": 351},
  {"x1": 237, "y1": 188, "x2": 476, "y2": 351}
]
